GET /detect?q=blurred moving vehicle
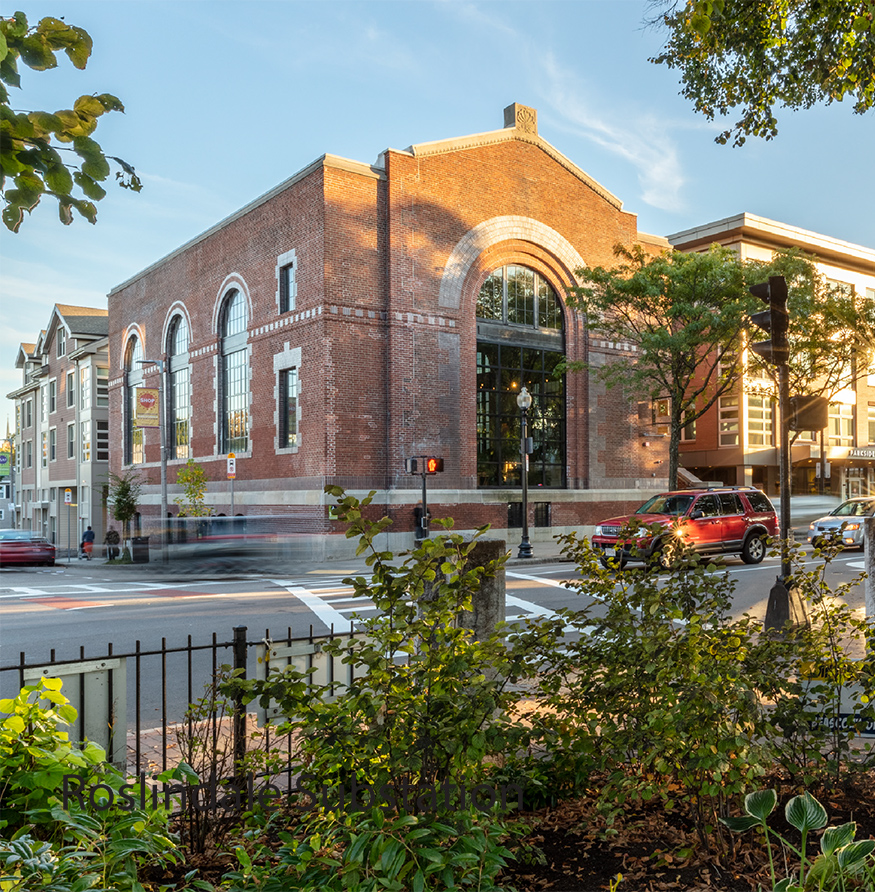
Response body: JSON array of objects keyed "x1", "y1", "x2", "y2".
[
  {"x1": 807, "y1": 497, "x2": 875, "y2": 550},
  {"x1": 591, "y1": 487, "x2": 779, "y2": 569},
  {"x1": 0, "y1": 530, "x2": 56, "y2": 567}
]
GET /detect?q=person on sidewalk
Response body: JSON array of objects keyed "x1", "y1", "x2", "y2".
[
  {"x1": 104, "y1": 527, "x2": 120, "y2": 561},
  {"x1": 81, "y1": 525, "x2": 96, "y2": 560}
]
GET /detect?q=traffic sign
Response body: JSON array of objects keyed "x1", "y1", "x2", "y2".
[
  {"x1": 227, "y1": 454, "x2": 236, "y2": 479},
  {"x1": 64, "y1": 488, "x2": 72, "y2": 504}
]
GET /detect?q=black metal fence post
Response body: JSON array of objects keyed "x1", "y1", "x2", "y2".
[{"x1": 232, "y1": 626, "x2": 248, "y2": 776}]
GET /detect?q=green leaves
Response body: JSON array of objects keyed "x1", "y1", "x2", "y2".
[
  {"x1": 1, "y1": 11, "x2": 140, "y2": 230},
  {"x1": 785, "y1": 790, "x2": 828, "y2": 833},
  {"x1": 651, "y1": 0, "x2": 875, "y2": 146}
]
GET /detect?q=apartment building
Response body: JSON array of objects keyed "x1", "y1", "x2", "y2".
[
  {"x1": 7, "y1": 306, "x2": 111, "y2": 553},
  {"x1": 669, "y1": 214, "x2": 875, "y2": 498}
]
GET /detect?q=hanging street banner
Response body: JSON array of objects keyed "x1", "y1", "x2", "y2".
[
  {"x1": 134, "y1": 388, "x2": 160, "y2": 427},
  {"x1": 0, "y1": 449, "x2": 10, "y2": 479}
]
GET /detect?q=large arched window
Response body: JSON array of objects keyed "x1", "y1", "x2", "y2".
[
  {"x1": 219, "y1": 290, "x2": 249, "y2": 453},
  {"x1": 166, "y1": 315, "x2": 191, "y2": 460},
  {"x1": 476, "y1": 265, "x2": 565, "y2": 488},
  {"x1": 124, "y1": 335, "x2": 145, "y2": 465}
]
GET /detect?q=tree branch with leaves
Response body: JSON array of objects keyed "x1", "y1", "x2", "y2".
[
  {"x1": 649, "y1": 0, "x2": 875, "y2": 146},
  {"x1": 566, "y1": 244, "x2": 752, "y2": 489},
  {"x1": 0, "y1": 11, "x2": 141, "y2": 232}
]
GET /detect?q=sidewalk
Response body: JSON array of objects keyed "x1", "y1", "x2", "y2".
[{"x1": 55, "y1": 496, "x2": 833, "y2": 580}]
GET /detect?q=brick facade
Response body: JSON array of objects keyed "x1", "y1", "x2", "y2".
[{"x1": 108, "y1": 105, "x2": 670, "y2": 556}]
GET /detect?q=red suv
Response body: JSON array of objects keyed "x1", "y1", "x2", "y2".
[{"x1": 591, "y1": 487, "x2": 779, "y2": 569}]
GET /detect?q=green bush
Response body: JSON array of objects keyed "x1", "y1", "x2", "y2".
[{"x1": 0, "y1": 677, "x2": 184, "y2": 891}]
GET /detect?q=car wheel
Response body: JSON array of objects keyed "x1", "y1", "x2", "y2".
[
  {"x1": 647, "y1": 542, "x2": 674, "y2": 572},
  {"x1": 741, "y1": 534, "x2": 766, "y2": 564},
  {"x1": 599, "y1": 554, "x2": 626, "y2": 570}
]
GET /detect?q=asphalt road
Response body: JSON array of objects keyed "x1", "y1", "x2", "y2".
[{"x1": 1, "y1": 547, "x2": 868, "y2": 729}]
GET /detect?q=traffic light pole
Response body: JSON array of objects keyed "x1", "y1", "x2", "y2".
[
  {"x1": 420, "y1": 467, "x2": 429, "y2": 539},
  {"x1": 778, "y1": 362, "x2": 792, "y2": 583}
]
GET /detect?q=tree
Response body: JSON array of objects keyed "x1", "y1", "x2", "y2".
[
  {"x1": 566, "y1": 244, "x2": 751, "y2": 489},
  {"x1": 746, "y1": 248, "x2": 875, "y2": 443},
  {"x1": 0, "y1": 11, "x2": 141, "y2": 232},
  {"x1": 174, "y1": 459, "x2": 209, "y2": 517},
  {"x1": 649, "y1": 0, "x2": 875, "y2": 146},
  {"x1": 107, "y1": 469, "x2": 142, "y2": 556}
]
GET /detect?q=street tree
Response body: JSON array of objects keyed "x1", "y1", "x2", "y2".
[
  {"x1": 746, "y1": 248, "x2": 875, "y2": 442},
  {"x1": 0, "y1": 10, "x2": 141, "y2": 232},
  {"x1": 649, "y1": 0, "x2": 875, "y2": 146},
  {"x1": 107, "y1": 469, "x2": 142, "y2": 557},
  {"x1": 174, "y1": 459, "x2": 209, "y2": 518},
  {"x1": 566, "y1": 244, "x2": 750, "y2": 490}
]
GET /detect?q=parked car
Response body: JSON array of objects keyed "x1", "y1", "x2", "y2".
[
  {"x1": 591, "y1": 487, "x2": 779, "y2": 569},
  {"x1": 807, "y1": 497, "x2": 875, "y2": 550},
  {"x1": 0, "y1": 530, "x2": 56, "y2": 567}
]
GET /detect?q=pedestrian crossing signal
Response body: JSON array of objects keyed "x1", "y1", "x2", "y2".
[{"x1": 425, "y1": 457, "x2": 443, "y2": 474}]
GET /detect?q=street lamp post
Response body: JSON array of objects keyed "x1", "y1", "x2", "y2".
[
  {"x1": 139, "y1": 358, "x2": 168, "y2": 561},
  {"x1": 517, "y1": 386, "x2": 533, "y2": 559}
]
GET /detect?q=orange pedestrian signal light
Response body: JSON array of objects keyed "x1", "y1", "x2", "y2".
[{"x1": 425, "y1": 457, "x2": 444, "y2": 474}]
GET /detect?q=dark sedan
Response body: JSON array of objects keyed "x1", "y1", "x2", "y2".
[{"x1": 0, "y1": 530, "x2": 56, "y2": 567}]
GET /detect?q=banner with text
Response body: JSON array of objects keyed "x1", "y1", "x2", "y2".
[{"x1": 134, "y1": 388, "x2": 160, "y2": 428}]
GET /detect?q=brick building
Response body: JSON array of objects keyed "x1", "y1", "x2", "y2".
[
  {"x1": 669, "y1": 213, "x2": 875, "y2": 498},
  {"x1": 7, "y1": 305, "x2": 111, "y2": 553},
  {"x1": 108, "y1": 104, "x2": 671, "y2": 556}
]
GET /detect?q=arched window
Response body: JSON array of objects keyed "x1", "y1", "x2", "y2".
[
  {"x1": 476, "y1": 265, "x2": 565, "y2": 488},
  {"x1": 219, "y1": 290, "x2": 249, "y2": 453},
  {"x1": 124, "y1": 335, "x2": 144, "y2": 465},
  {"x1": 167, "y1": 315, "x2": 191, "y2": 460}
]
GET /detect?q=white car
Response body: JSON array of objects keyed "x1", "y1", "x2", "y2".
[{"x1": 808, "y1": 498, "x2": 875, "y2": 550}]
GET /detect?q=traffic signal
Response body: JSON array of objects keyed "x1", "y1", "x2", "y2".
[
  {"x1": 425, "y1": 457, "x2": 444, "y2": 474},
  {"x1": 405, "y1": 458, "x2": 419, "y2": 474},
  {"x1": 748, "y1": 275, "x2": 789, "y2": 365}
]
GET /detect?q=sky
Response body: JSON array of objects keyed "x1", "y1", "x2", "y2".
[{"x1": 3, "y1": 0, "x2": 875, "y2": 429}]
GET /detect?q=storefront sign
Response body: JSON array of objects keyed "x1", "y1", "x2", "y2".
[{"x1": 849, "y1": 448, "x2": 875, "y2": 460}]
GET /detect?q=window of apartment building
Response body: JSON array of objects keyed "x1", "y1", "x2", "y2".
[
  {"x1": 827, "y1": 279, "x2": 854, "y2": 299},
  {"x1": 476, "y1": 265, "x2": 565, "y2": 488},
  {"x1": 48, "y1": 379, "x2": 56, "y2": 414},
  {"x1": 66, "y1": 371, "x2": 75, "y2": 408},
  {"x1": 828, "y1": 402, "x2": 854, "y2": 447},
  {"x1": 67, "y1": 423, "x2": 75, "y2": 459},
  {"x1": 680, "y1": 412, "x2": 696, "y2": 442},
  {"x1": 57, "y1": 327, "x2": 66, "y2": 357},
  {"x1": 49, "y1": 428, "x2": 56, "y2": 462},
  {"x1": 80, "y1": 366, "x2": 91, "y2": 411},
  {"x1": 747, "y1": 395, "x2": 773, "y2": 446},
  {"x1": 96, "y1": 420, "x2": 109, "y2": 462},
  {"x1": 81, "y1": 420, "x2": 91, "y2": 462},
  {"x1": 276, "y1": 250, "x2": 297, "y2": 314},
  {"x1": 167, "y1": 315, "x2": 191, "y2": 460},
  {"x1": 24, "y1": 398, "x2": 33, "y2": 428},
  {"x1": 26, "y1": 440, "x2": 32, "y2": 468},
  {"x1": 96, "y1": 366, "x2": 109, "y2": 407},
  {"x1": 219, "y1": 289, "x2": 249, "y2": 454},
  {"x1": 80, "y1": 485, "x2": 89, "y2": 520},
  {"x1": 718, "y1": 395, "x2": 740, "y2": 446},
  {"x1": 41, "y1": 384, "x2": 47, "y2": 424},
  {"x1": 279, "y1": 367, "x2": 298, "y2": 448},
  {"x1": 125, "y1": 335, "x2": 145, "y2": 465},
  {"x1": 869, "y1": 404, "x2": 875, "y2": 445},
  {"x1": 41, "y1": 432, "x2": 47, "y2": 468}
]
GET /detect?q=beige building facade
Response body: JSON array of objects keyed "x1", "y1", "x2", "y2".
[{"x1": 669, "y1": 213, "x2": 875, "y2": 499}]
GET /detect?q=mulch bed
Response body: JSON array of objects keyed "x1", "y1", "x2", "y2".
[
  {"x1": 144, "y1": 771, "x2": 875, "y2": 891},
  {"x1": 496, "y1": 771, "x2": 875, "y2": 891}
]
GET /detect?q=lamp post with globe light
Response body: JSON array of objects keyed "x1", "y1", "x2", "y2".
[{"x1": 517, "y1": 386, "x2": 533, "y2": 559}]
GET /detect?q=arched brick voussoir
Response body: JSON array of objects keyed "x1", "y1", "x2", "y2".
[{"x1": 438, "y1": 216, "x2": 587, "y2": 310}]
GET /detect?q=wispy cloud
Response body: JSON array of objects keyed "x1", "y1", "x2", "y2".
[{"x1": 541, "y1": 53, "x2": 687, "y2": 212}]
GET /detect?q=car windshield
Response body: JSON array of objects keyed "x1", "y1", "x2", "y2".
[
  {"x1": 635, "y1": 494, "x2": 695, "y2": 517},
  {"x1": 0, "y1": 531, "x2": 35, "y2": 541},
  {"x1": 830, "y1": 500, "x2": 875, "y2": 518}
]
